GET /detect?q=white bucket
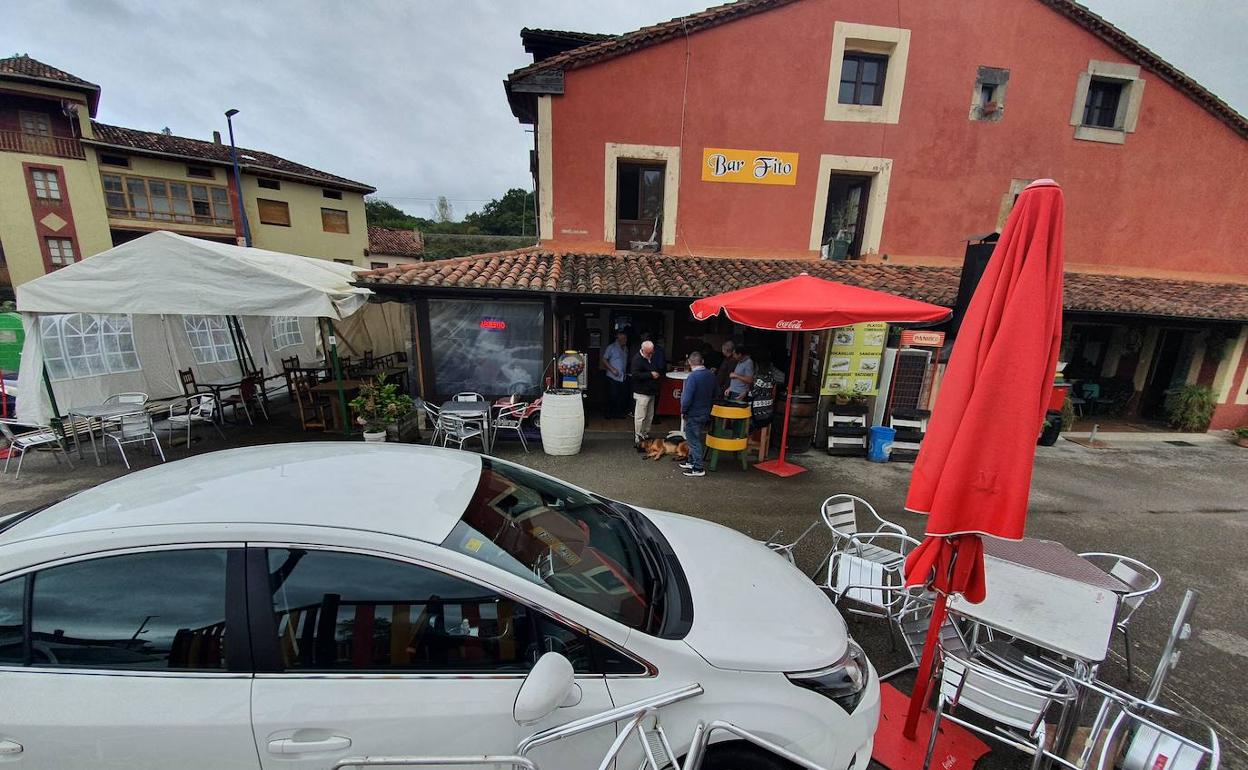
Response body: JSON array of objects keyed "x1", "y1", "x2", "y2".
[{"x1": 539, "y1": 390, "x2": 584, "y2": 455}]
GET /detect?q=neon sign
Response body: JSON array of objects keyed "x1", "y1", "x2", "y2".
[{"x1": 479, "y1": 318, "x2": 507, "y2": 330}]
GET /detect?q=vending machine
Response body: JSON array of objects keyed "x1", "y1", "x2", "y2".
[{"x1": 556, "y1": 351, "x2": 588, "y2": 390}]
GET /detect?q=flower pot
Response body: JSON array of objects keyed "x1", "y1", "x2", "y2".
[{"x1": 362, "y1": 430, "x2": 387, "y2": 443}]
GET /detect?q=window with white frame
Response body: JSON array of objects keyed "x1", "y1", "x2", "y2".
[
  {"x1": 183, "y1": 315, "x2": 237, "y2": 364},
  {"x1": 31, "y1": 169, "x2": 62, "y2": 200},
  {"x1": 271, "y1": 316, "x2": 304, "y2": 350},
  {"x1": 1069, "y1": 60, "x2": 1145, "y2": 144},
  {"x1": 40, "y1": 313, "x2": 141, "y2": 381},
  {"x1": 45, "y1": 237, "x2": 76, "y2": 268}
]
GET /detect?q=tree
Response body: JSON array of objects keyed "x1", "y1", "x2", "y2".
[
  {"x1": 364, "y1": 198, "x2": 429, "y2": 230},
  {"x1": 463, "y1": 188, "x2": 536, "y2": 236}
]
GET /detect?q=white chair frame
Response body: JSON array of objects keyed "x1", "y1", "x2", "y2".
[
  {"x1": 0, "y1": 418, "x2": 74, "y2": 478},
  {"x1": 420, "y1": 400, "x2": 444, "y2": 445},
  {"x1": 818, "y1": 494, "x2": 919, "y2": 618},
  {"x1": 161, "y1": 394, "x2": 225, "y2": 448},
  {"x1": 491, "y1": 401, "x2": 531, "y2": 453},
  {"x1": 452, "y1": 392, "x2": 486, "y2": 403},
  {"x1": 440, "y1": 412, "x2": 486, "y2": 452},
  {"x1": 1080, "y1": 551, "x2": 1162, "y2": 679},
  {"x1": 102, "y1": 411, "x2": 166, "y2": 470}
]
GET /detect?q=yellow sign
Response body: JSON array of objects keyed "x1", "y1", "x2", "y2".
[
  {"x1": 821, "y1": 322, "x2": 888, "y2": 396},
  {"x1": 701, "y1": 147, "x2": 799, "y2": 186}
]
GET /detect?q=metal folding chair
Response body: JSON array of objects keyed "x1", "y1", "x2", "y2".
[
  {"x1": 440, "y1": 412, "x2": 486, "y2": 452},
  {"x1": 420, "y1": 399, "x2": 444, "y2": 445},
  {"x1": 818, "y1": 494, "x2": 919, "y2": 618},
  {"x1": 0, "y1": 418, "x2": 74, "y2": 478},
  {"x1": 492, "y1": 400, "x2": 531, "y2": 452},
  {"x1": 453, "y1": 391, "x2": 486, "y2": 402},
  {"x1": 1080, "y1": 552, "x2": 1162, "y2": 678},
  {"x1": 102, "y1": 411, "x2": 166, "y2": 470},
  {"x1": 159, "y1": 393, "x2": 225, "y2": 448},
  {"x1": 924, "y1": 648, "x2": 1076, "y2": 770}
]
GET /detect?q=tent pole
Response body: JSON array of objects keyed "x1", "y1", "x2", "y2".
[
  {"x1": 41, "y1": 364, "x2": 61, "y2": 418},
  {"x1": 225, "y1": 316, "x2": 248, "y2": 379},
  {"x1": 322, "y1": 318, "x2": 350, "y2": 435}
]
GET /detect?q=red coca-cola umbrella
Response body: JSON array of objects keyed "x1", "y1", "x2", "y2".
[
  {"x1": 901, "y1": 179, "x2": 1066, "y2": 738},
  {"x1": 691, "y1": 274, "x2": 950, "y2": 476}
]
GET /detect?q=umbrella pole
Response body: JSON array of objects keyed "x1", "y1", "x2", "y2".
[
  {"x1": 755, "y1": 331, "x2": 806, "y2": 477},
  {"x1": 902, "y1": 591, "x2": 949, "y2": 739}
]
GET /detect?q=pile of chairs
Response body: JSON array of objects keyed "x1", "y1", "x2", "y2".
[
  {"x1": 419, "y1": 392, "x2": 539, "y2": 454},
  {"x1": 766, "y1": 496, "x2": 1218, "y2": 770}
]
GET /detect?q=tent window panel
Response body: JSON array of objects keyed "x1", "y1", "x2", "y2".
[
  {"x1": 271, "y1": 316, "x2": 304, "y2": 350},
  {"x1": 40, "y1": 313, "x2": 141, "y2": 381},
  {"x1": 184, "y1": 315, "x2": 238, "y2": 365}
]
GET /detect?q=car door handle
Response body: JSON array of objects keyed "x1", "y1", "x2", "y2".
[
  {"x1": 267, "y1": 735, "x2": 352, "y2": 755},
  {"x1": 0, "y1": 739, "x2": 22, "y2": 755}
]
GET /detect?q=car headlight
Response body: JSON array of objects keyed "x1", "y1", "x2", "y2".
[{"x1": 787, "y1": 640, "x2": 870, "y2": 713}]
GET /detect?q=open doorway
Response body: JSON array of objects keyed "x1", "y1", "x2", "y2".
[
  {"x1": 1140, "y1": 328, "x2": 1197, "y2": 419},
  {"x1": 615, "y1": 161, "x2": 664, "y2": 250},
  {"x1": 821, "y1": 174, "x2": 872, "y2": 258}
]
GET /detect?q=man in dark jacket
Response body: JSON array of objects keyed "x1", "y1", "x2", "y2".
[
  {"x1": 630, "y1": 340, "x2": 664, "y2": 445},
  {"x1": 679, "y1": 351, "x2": 716, "y2": 477}
]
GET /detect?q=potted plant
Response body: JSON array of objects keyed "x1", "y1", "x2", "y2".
[
  {"x1": 1164, "y1": 384, "x2": 1215, "y2": 433},
  {"x1": 1233, "y1": 427, "x2": 1248, "y2": 448},
  {"x1": 822, "y1": 201, "x2": 855, "y2": 261},
  {"x1": 348, "y1": 375, "x2": 414, "y2": 443}
]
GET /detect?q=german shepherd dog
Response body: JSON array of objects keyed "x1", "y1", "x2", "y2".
[{"x1": 639, "y1": 436, "x2": 690, "y2": 461}]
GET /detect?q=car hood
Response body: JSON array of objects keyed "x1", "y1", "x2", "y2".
[{"x1": 638, "y1": 507, "x2": 848, "y2": 672}]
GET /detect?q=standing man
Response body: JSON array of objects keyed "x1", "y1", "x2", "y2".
[
  {"x1": 630, "y1": 340, "x2": 664, "y2": 446},
  {"x1": 726, "y1": 345, "x2": 756, "y2": 401},
  {"x1": 679, "y1": 351, "x2": 715, "y2": 477},
  {"x1": 715, "y1": 340, "x2": 736, "y2": 395},
  {"x1": 600, "y1": 331, "x2": 631, "y2": 419}
]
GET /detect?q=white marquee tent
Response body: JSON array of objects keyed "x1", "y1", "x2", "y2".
[{"x1": 15, "y1": 231, "x2": 377, "y2": 425}]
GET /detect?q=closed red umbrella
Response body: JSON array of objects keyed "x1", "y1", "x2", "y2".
[
  {"x1": 901, "y1": 179, "x2": 1066, "y2": 739},
  {"x1": 691, "y1": 273, "x2": 949, "y2": 476}
]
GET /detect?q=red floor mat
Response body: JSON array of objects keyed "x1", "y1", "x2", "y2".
[{"x1": 872, "y1": 683, "x2": 991, "y2": 770}]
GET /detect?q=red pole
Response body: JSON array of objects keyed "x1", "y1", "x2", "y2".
[
  {"x1": 902, "y1": 591, "x2": 949, "y2": 739},
  {"x1": 775, "y1": 331, "x2": 799, "y2": 467}
]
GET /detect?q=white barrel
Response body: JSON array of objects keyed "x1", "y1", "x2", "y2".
[{"x1": 539, "y1": 390, "x2": 584, "y2": 455}]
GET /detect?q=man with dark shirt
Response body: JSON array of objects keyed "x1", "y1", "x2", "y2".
[
  {"x1": 679, "y1": 351, "x2": 716, "y2": 477},
  {"x1": 715, "y1": 340, "x2": 736, "y2": 395},
  {"x1": 630, "y1": 340, "x2": 664, "y2": 445}
]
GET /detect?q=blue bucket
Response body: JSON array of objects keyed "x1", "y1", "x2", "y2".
[{"x1": 867, "y1": 426, "x2": 896, "y2": 463}]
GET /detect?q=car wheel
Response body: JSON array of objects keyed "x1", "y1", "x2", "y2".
[{"x1": 701, "y1": 744, "x2": 796, "y2": 770}]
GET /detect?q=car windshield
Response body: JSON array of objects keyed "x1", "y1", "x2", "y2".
[{"x1": 442, "y1": 458, "x2": 661, "y2": 633}]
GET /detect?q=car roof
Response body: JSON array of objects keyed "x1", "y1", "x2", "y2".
[{"x1": 1, "y1": 443, "x2": 483, "y2": 545}]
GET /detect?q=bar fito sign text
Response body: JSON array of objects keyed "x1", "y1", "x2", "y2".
[{"x1": 701, "y1": 147, "x2": 799, "y2": 186}]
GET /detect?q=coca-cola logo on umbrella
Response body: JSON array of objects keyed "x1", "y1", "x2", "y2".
[{"x1": 775, "y1": 319, "x2": 804, "y2": 329}]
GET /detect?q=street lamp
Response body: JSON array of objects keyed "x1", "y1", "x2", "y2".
[{"x1": 224, "y1": 108, "x2": 253, "y2": 247}]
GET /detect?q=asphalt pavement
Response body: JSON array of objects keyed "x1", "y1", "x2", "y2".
[{"x1": 1, "y1": 414, "x2": 1245, "y2": 769}]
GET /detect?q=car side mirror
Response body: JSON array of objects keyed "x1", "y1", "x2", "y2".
[{"x1": 513, "y1": 652, "x2": 578, "y2": 726}]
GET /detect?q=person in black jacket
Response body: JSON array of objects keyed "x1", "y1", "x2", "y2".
[{"x1": 630, "y1": 340, "x2": 664, "y2": 445}]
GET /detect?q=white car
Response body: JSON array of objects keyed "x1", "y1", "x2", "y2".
[{"x1": 0, "y1": 443, "x2": 879, "y2": 770}]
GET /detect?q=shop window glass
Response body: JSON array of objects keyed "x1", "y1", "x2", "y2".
[{"x1": 428, "y1": 300, "x2": 544, "y2": 397}]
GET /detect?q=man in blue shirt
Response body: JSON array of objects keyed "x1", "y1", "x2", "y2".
[
  {"x1": 726, "y1": 345, "x2": 756, "y2": 400},
  {"x1": 599, "y1": 331, "x2": 630, "y2": 419},
  {"x1": 679, "y1": 350, "x2": 716, "y2": 478}
]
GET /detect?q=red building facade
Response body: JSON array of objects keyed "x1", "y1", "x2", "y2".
[{"x1": 500, "y1": 0, "x2": 1248, "y2": 431}]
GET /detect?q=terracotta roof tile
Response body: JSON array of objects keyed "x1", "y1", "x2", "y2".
[
  {"x1": 367, "y1": 226, "x2": 424, "y2": 257},
  {"x1": 0, "y1": 54, "x2": 101, "y2": 114},
  {"x1": 357, "y1": 251, "x2": 1248, "y2": 322},
  {"x1": 86, "y1": 122, "x2": 375, "y2": 193},
  {"x1": 507, "y1": 0, "x2": 1248, "y2": 140}
]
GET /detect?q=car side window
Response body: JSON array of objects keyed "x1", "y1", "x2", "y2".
[
  {"x1": 266, "y1": 548, "x2": 641, "y2": 674},
  {"x1": 24, "y1": 549, "x2": 230, "y2": 670},
  {"x1": 0, "y1": 576, "x2": 24, "y2": 664}
]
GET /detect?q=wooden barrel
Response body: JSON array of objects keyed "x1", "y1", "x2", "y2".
[
  {"x1": 539, "y1": 390, "x2": 585, "y2": 455},
  {"x1": 773, "y1": 393, "x2": 818, "y2": 453}
]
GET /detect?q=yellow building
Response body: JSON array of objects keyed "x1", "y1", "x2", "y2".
[{"x1": 0, "y1": 55, "x2": 375, "y2": 299}]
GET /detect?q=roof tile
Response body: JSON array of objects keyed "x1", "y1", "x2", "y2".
[
  {"x1": 357, "y1": 251, "x2": 1248, "y2": 322},
  {"x1": 367, "y1": 226, "x2": 424, "y2": 257}
]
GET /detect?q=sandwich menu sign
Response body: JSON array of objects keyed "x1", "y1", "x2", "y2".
[{"x1": 702, "y1": 147, "x2": 799, "y2": 186}]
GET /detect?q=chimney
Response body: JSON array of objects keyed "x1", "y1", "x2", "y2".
[{"x1": 212, "y1": 130, "x2": 222, "y2": 144}]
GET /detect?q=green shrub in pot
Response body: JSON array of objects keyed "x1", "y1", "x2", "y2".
[
  {"x1": 349, "y1": 375, "x2": 414, "y2": 435},
  {"x1": 1164, "y1": 384, "x2": 1215, "y2": 432}
]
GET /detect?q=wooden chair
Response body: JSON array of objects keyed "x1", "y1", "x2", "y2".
[
  {"x1": 281, "y1": 356, "x2": 301, "y2": 399},
  {"x1": 178, "y1": 368, "x2": 201, "y2": 396},
  {"x1": 293, "y1": 372, "x2": 327, "y2": 431},
  {"x1": 220, "y1": 373, "x2": 269, "y2": 425}
]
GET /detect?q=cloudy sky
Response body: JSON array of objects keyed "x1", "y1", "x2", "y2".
[{"x1": 6, "y1": 0, "x2": 1244, "y2": 219}]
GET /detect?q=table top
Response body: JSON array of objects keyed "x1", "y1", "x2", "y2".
[
  {"x1": 985, "y1": 537, "x2": 1129, "y2": 593},
  {"x1": 949, "y1": 554, "x2": 1119, "y2": 662},
  {"x1": 310, "y1": 380, "x2": 365, "y2": 392},
  {"x1": 442, "y1": 400, "x2": 491, "y2": 414},
  {"x1": 665, "y1": 370, "x2": 691, "y2": 380},
  {"x1": 68, "y1": 403, "x2": 147, "y2": 419}
]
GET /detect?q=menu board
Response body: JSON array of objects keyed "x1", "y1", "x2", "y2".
[{"x1": 820, "y1": 322, "x2": 888, "y2": 396}]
